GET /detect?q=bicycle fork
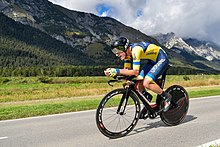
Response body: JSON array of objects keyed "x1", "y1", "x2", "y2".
[{"x1": 117, "y1": 87, "x2": 130, "y2": 115}]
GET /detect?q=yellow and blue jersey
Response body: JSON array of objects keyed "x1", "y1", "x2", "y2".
[
  {"x1": 124, "y1": 42, "x2": 169, "y2": 81},
  {"x1": 124, "y1": 42, "x2": 160, "y2": 70}
]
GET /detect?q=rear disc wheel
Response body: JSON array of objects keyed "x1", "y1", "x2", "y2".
[{"x1": 160, "y1": 85, "x2": 189, "y2": 126}]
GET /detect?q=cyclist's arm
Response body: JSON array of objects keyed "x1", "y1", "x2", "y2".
[
  {"x1": 118, "y1": 68, "x2": 139, "y2": 76},
  {"x1": 118, "y1": 46, "x2": 142, "y2": 76}
]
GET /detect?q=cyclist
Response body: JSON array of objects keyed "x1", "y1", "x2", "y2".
[{"x1": 104, "y1": 36, "x2": 172, "y2": 113}]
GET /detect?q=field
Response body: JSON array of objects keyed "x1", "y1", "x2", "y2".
[{"x1": 0, "y1": 75, "x2": 220, "y2": 120}]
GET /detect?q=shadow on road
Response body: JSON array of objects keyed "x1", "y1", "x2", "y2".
[
  {"x1": 127, "y1": 115, "x2": 197, "y2": 137},
  {"x1": 182, "y1": 115, "x2": 197, "y2": 124}
]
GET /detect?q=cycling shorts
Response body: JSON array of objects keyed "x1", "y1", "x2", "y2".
[{"x1": 138, "y1": 49, "x2": 169, "y2": 82}]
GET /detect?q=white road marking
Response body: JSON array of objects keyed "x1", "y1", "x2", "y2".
[
  {"x1": 190, "y1": 95, "x2": 220, "y2": 101},
  {"x1": 197, "y1": 139, "x2": 220, "y2": 147},
  {"x1": 0, "y1": 136, "x2": 8, "y2": 140},
  {"x1": 0, "y1": 95, "x2": 219, "y2": 123}
]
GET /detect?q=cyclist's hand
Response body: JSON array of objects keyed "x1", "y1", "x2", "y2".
[{"x1": 104, "y1": 68, "x2": 120, "y2": 78}]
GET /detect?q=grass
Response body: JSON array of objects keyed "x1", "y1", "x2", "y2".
[
  {"x1": 0, "y1": 76, "x2": 116, "y2": 102},
  {"x1": 0, "y1": 75, "x2": 220, "y2": 120},
  {"x1": 188, "y1": 86, "x2": 220, "y2": 98},
  {"x1": 0, "y1": 99, "x2": 101, "y2": 120}
]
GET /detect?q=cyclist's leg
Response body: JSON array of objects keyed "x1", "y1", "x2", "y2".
[
  {"x1": 143, "y1": 49, "x2": 169, "y2": 94},
  {"x1": 143, "y1": 50, "x2": 171, "y2": 111},
  {"x1": 137, "y1": 61, "x2": 154, "y2": 119},
  {"x1": 134, "y1": 61, "x2": 153, "y2": 92}
]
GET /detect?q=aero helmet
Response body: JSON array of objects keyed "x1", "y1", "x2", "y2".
[{"x1": 111, "y1": 37, "x2": 129, "y2": 54}]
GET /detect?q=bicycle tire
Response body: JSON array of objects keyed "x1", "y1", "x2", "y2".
[
  {"x1": 96, "y1": 88, "x2": 140, "y2": 139},
  {"x1": 160, "y1": 85, "x2": 189, "y2": 126}
]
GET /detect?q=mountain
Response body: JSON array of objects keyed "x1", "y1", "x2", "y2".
[
  {"x1": 153, "y1": 32, "x2": 220, "y2": 72},
  {"x1": 0, "y1": 0, "x2": 160, "y2": 67},
  {"x1": 0, "y1": 12, "x2": 94, "y2": 67},
  {"x1": 0, "y1": 0, "x2": 158, "y2": 49},
  {"x1": 185, "y1": 38, "x2": 220, "y2": 61},
  {"x1": 0, "y1": 0, "x2": 219, "y2": 74}
]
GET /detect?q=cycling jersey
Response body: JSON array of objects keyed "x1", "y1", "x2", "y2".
[{"x1": 124, "y1": 42, "x2": 169, "y2": 81}]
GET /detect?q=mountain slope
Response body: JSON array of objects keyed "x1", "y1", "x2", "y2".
[
  {"x1": 184, "y1": 38, "x2": 220, "y2": 61},
  {"x1": 153, "y1": 32, "x2": 220, "y2": 72},
  {"x1": 0, "y1": 12, "x2": 93, "y2": 67},
  {"x1": 0, "y1": 0, "x2": 159, "y2": 47},
  {"x1": 0, "y1": 0, "x2": 161, "y2": 67}
]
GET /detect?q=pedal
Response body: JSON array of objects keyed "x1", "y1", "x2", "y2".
[{"x1": 148, "y1": 111, "x2": 157, "y2": 119}]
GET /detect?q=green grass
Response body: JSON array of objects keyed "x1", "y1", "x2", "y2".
[
  {"x1": 0, "y1": 99, "x2": 101, "y2": 120},
  {"x1": 0, "y1": 75, "x2": 220, "y2": 120},
  {"x1": 188, "y1": 87, "x2": 220, "y2": 98}
]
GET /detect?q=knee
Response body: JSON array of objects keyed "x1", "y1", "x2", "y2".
[
  {"x1": 135, "y1": 81, "x2": 144, "y2": 91},
  {"x1": 143, "y1": 80, "x2": 151, "y2": 89}
]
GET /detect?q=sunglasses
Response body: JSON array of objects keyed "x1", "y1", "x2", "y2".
[{"x1": 112, "y1": 46, "x2": 125, "y2": 54}]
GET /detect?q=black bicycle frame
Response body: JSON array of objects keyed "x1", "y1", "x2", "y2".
[{"x1": 117, "y1": 66, "x2": 169, "y2": 115}]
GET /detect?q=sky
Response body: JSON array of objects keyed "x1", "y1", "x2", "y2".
[{"x1": 48, "y1": 0, "x2": 220, "y2": 45}]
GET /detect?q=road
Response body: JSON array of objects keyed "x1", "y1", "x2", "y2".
[{"x1": 0, "y1": 96, "x2": 220, "y2": 147}]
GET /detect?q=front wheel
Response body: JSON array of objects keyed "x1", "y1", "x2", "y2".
[
  {"x1": 160, "y1": 85, "x2": 189, "y2": 126},
  {"x1": 96, "y1": 88, "x2": 140, "y2": 139}
]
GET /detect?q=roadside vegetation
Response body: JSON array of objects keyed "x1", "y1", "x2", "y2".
[{"x1": 0, "y1": 75, "x2": 220, "y2": 120}]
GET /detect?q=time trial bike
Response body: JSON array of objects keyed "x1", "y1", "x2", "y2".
[{"x1": 96, "y1": 66, "x2": 189, "y2": 139}]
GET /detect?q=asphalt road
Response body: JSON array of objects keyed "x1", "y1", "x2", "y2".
[{"x1": 0, "y1": 96, "x2": 220, "y2": 147}]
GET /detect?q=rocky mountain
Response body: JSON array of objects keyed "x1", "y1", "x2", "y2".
[
  {"x1": 185, "y1": 38, "x2": 220, "y2": 61},
  {"x1": 0, "y1": 0, "x2": 158, "y2": 49},
  {"x1": 153, "y1": 32, "x2": 220, "y2": 72},
  {"x1": 0, "y1": 0, "x2": 220, "y2": 74},
  {"x1": 154, "y1": 32, "x2": 220, "y2": 61}
]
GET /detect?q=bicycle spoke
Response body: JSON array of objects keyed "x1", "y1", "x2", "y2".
[
  {"x1": 96, "y1": 88, "x2": 140, "y2": 138},
  {"x1": 122, "y1": 116, "x2": 127, "y2": 128},
  {"x1": 123, "y1": 115, "x2": 133, "y2": 123},
  {"x1": 102, "y1": 113, "x2": 117, "y2": 122},
  {"x1": 105, "y1": 114, "x2": 119, "y2": 128},
  {"x1": 115, "y1": 116, "x2": 121, "y2": 132},
  {"x1": 123, "y1": 114, "x2": 134, "y2": 119}
]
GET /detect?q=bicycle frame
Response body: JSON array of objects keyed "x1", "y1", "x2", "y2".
[
  {"x1": 97, "y1": 65, "x2": 188, "y2": 138},
  {"x1": 116, "y1": 67, "x2": 169, "y2": 116}
]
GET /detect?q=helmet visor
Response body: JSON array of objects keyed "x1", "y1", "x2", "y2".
[{"x1": 112, "y1": 46, "x2": 125, "y2": 54}]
